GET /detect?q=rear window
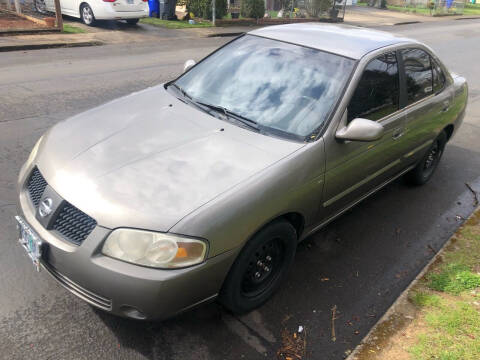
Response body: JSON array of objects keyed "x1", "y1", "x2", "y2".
[
  {"x1": 401, "y1": 48, "x2": 433, "y2": 105},
  {"x1": 432, "y1": 59, "x2": 446, "y2": 93}
]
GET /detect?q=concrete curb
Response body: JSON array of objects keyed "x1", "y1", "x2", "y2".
[
  {"x1": 0, "y1": 28, "x2": 61, "y2": 35},
  {"x1": 0, "y1": 40, "x2": 103, "y2": 52},
  {"x1": 393, "y1": 21, "x2": 422, "y2": 25},
  {"x1": 347, "y1": 206, "x2": 480, "y2": 360},
  {"x1": 205, "y1": 31, "x2": 245, "y2": 37},
  {"x1": 455, "y1": 16, "x2": 480, "y2": 20}
]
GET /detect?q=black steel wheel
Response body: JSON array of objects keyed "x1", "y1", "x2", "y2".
[
  {"x1": 405, "y1": 130, "x2": 447, "y2": 186},
  {"x1": 219, "y1": 219, "x2": 297, "y2": 314},
  {"x1": 240, "y1": 237, "x2": 285, "y2": 298}
]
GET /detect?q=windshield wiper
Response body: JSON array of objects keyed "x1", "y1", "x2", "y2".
[
  {"x1": 196, "y1": 101, "x2": 228, "y2": 117},
  {"x1": 169, "y1": 82, "x2": 192, "y2": 100},
  {"x1": 196, "y1": 101, "x2": 260, "y2": 131}
]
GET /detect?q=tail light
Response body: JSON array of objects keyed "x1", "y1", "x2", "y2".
[{"x1": 103, "y1": 0, "x2": 116, "y2": 2}]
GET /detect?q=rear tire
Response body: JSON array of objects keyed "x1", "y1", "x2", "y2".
[
  {"x1": 219, "y1": 219, "x2": 297, "y2": 314},
  {"x1": 126, "y1": 18, "x2": 140, "y2": 25},
  {"x1": 405, "y1": 131, "x2": 447, "y2": 186},
  {"x1": 80, "y1": 4, "x2": 95, "y2": 26}
]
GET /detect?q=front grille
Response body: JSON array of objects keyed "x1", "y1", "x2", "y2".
[
  {"x1": 52, "y1": 202, "x2": 97, "y2": 245},
  {"x1": 42, "y1": 260, "x2": 112, "y2": 310},
  {"x1": 26, "y1": 167, "x2": 47, "y2": 208},
  {"x1": 25, "y1": 167, "x2": 97, "y2": 246}
]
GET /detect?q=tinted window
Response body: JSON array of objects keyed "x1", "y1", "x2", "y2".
[
  {"x1": 432, "y1": 59, "x2": 446, "y2": 93},
  {"x1": 347, "y1": 52, "x2": 399, "y2": 122},
  {"x1": 175, "y1": 35, "x2": 355, "y2": 138},
  {"x1": 402, "y1": 49, "x2": 433, "y2": 104}
]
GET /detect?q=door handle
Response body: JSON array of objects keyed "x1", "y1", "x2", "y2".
[
  {"x1": 441, "y1": 100, "x2": 450, "y2": 113},
  {"x1": 392, "y1": 128, "x2": 404, "y2": 140}
]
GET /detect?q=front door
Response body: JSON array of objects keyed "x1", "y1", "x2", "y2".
[{"x1": 321, "y1": 51, "x2": 407, "y2": 219}]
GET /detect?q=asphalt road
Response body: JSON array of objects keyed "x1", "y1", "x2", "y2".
[{"x1": 1, "y1": 19, "x2": 479, "y2": 360}]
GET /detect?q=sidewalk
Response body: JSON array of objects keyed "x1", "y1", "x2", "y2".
[
  {"x1": 344, "y1": 5, "x2": 480, "y2": 26},
  {"x1": 0, "y1": 21, "x2": 258, "y2": 52},
  {"x1": 1, "y1": 6, "x2": 479, "y2": 52},
  {"x1": 0, "y1": 32, "x2": 103, "y2": 51}
]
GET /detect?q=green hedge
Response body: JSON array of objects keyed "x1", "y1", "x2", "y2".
[
  {"x1": 241, "y1": 0, "x2": 265, "y2": 19},
  {"x1": 187, "y1": 0, "x2": 227, "y2": 19}
]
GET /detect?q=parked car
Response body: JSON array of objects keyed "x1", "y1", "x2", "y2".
[
  {"x1": 34, "y1": 0, "x2": 148, "y2": 25},
  {"x1": 15, "y1": 24, "x2": 467, "y2": 320}
]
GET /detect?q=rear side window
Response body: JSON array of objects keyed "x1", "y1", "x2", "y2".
[
  {"x1": 348, "y1": 52, "x2": 399, "y2": 122},
  {"x1": 401, "y1": 48, "x2": 433, "y2": 104},
  {"x1": 432, "y1": 59, "x2": 446, "y2": 93}
]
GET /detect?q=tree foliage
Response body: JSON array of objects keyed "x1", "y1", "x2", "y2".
[
  {"x1": 186, "y1": 0, "x2": 227, "y2": 19},
  {"x1": 241, "y1": 0, "x2": 265, "y2": 19},
  {"x1": 304, "y1": 0, "x2": 332, "y2": 17}
]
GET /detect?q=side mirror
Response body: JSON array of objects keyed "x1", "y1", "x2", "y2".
[
  {"x1": 183, "y1": 59, "x2": 196, "y2": 73},
  {"x1": 335, "y1": 118, "x2": 384, "y2": 142}
]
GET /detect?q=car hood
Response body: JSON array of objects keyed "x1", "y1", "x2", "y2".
[{"x1": 36, "y1": 85, "x2": 304, "y2": 231}]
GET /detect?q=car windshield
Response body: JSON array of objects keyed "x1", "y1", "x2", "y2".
[{"x1": 173, "y1": 35, "x2": 355, "y2": 139}]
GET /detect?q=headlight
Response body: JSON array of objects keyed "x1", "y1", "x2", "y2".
[
  {"x1": 27, "y1": 135, "x2": 43, "y2": 165},
  {"x1": 102, "y1": 229, "x2": 207, "y2": 269}
]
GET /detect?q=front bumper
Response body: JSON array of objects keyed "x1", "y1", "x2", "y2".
[{"x1": 17, "y1": 165, "x2": 238, "y2": 320}]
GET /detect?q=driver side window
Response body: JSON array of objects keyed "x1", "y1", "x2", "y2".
[{"x1": 347, "y1": 52, "x2": 400, "y2": 122}]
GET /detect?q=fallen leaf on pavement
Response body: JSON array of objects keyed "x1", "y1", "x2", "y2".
[{"x1": 277, "y1": 327, "x2": 307, "y2": 360}]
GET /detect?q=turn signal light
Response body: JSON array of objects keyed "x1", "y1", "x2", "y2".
[{"x1": 176, "y1": 248, "x2": 188, "y2": 258}]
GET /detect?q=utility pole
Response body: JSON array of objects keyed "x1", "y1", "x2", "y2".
[
  {"x1": 53, "y1": 0, "x2": 63, "y2": 31},
  {"x1": 212, "y1": 0, "x2": 216, "y2": 25}
]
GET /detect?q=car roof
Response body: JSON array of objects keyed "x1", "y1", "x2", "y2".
[{"x1": 248, "y1": 23, "x2": 419, "y2": 60}]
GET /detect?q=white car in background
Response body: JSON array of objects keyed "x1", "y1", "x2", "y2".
[{"x1": 34, "y1": 0, "x2": 148, "y2": 26}]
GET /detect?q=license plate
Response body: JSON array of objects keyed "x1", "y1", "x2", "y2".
[
  {"x1": 15, "y1": 216, "x2": 43, "y2": 272},
  {"x1": 127, "y1": 0, "x2": 134, "y2": 4}
]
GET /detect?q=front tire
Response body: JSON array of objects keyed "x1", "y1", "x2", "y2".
[
  {"x1": 405, "y1": 131, "x2": 447, "y2": 186},
  {"x1": 219, "y1": 219, "x2": 297, "y2": 314},
  {"x1": 126, "y1": 18, "x2": 140, "y2": 25},
  {"x1": 80, "y1": 4, "x2": 95, "y2": 26}
]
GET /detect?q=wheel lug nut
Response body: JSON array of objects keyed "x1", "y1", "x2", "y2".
[
  {"x1": 255, "y1": 272, "x2": 261, "y2": 278},
  {"x1": 257, "y1": 260, "x2": 263, "y2": 267},
  {"x1": 266, "y1": 256, "x2": 272, "y2": 261},
  {"x1": 264, "y1": 266, "x2": 270, "y2": 272}
]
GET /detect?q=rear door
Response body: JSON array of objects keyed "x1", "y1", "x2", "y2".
[
  {"x1": 399, "y1": 48, "x2": 453, "y2": 165},
  {"x1": 321, "y1": 51, "x2": 407, "y2": 217}
]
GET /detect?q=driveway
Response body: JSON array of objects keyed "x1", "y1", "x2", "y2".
[{"x1": 0, "y1": 19, "x2": 479, "y2": 360}]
